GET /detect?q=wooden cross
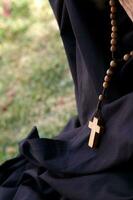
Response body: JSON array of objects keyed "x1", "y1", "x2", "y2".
[{"x1": 88, "y1": 117, "x2": 102, "y2": 148}]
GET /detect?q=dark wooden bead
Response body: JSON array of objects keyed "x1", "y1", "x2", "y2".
[
  {"x1": 109, "y1": 0, "x2": 115, "y2": 6},
  {"x1": 111, "y1": 32, "x2": 117, "y2": 38},
  {"x1": 110, "y1": 45, "x2": 117, "y2": 52},
  {"x1": 99, "y1": 94, "x2": 104, "y2": 101},
  {"x1": 110, "y1": 13, "x2": 115, "y2": 19},
  {"x1": 110, "y1": 60, "x2": 117, "y2": 67},
  {"x1": 130, "y1": 51, "x2": 133, "y2": 56},
  {"x1": 111, "y1": 39, "x2": 117, "y2": 45},
  {"x1": 106, "y1": 69, "x2": 113, "y2": 76},
  {"x1": 111, "y1": 6, "x2": 117, "y2": 13},
  {"x1": 104, "y1": 75, "x2": 111, "y2": 82},
  {"x1": 111, "y1": 20, "x2": 116, "y2": 26},
  {"x1": 123, "y1": 54, "x2": 130, "y2": 61},
  {"x1": 103, "y1": 82, "x2": 109, "y2": 89},
  {"x1": 112, "y1": 26, "x2": 117, "y2": 32}
]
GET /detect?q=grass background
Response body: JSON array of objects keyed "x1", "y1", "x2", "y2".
[{"x1": 0, "y1": 0, "x2": 76, "y2": 163}]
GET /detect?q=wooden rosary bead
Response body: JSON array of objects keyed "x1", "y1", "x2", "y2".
[
  {"x1": 106, "y1": 69, "x2": 113, "y2": 76},
  {"x1": 111, "y1": 32, "x2": 117, "y2": 38},
  {"x1": 112, "y1": 26, "x2": 117, "y2": 32},
  {"x1": 99, "y1": 94, "x2": 104, "y2": 101},
  {"x1": 109, "y1": 0, "x2": 115, "y2": 6},
  {"x1": 111, "y1": 20, "x2": 116, "y2": 26},
  {"x1": 103, "y1": 82, "x2": 109, "y2": 89},
  {"x1": 123, "y1": 54, "x2": 130, "y2": 61},
  {"x1": 110, "y1": 45, "x2": 117, "y2": 52},
  {"x1": 111, "y1": 39, "x2": 117, "y2": 45},
  {"x1": 111, "y1": 6, "x2": 117, "y2": 13},
  {"x1": 110, "y1": 13, "x2": 115, "y2": 19},
  {"x1": 110, "y1": 60, "x2": 117, "y2": 67},
  {"x1": 130, "y1": 51, "x2": 133, "y2": 56},
  {"x1": 104, "y1": 75, "x2": 111, "y2": 82}
]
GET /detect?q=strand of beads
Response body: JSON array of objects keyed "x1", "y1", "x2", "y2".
[
  {"x1": 98, "y1": 0, "x2": 133, "y2": 104},
  {"x1": 88, "y1": 0, "x2": 133, "y2": 149},
  {"x1": 98, "y1": 0, "x2": 118, "y2": 102},
  {"x1": 123, "y1": 51, "x2": 133, "y2": 61},
  {"x1": 88, "y1": 0, "x2": 133, "y2": 148}
]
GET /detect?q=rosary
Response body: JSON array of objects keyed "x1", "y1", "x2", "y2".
[{"x1": 88, "y1": 0, "x2": 133, "y2": 148}]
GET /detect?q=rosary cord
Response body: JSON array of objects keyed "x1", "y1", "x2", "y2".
[{"x1": 95, "y1": 0, "x2": 133, "y2": 117}]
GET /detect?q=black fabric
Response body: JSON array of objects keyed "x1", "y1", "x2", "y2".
[{"x1": 0, "y1": 1, "x2": 133, "y2": 199}]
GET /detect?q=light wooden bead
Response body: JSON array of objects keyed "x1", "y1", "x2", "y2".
[
  {"x1": 106, "y1": 69, "x2": 113, "y2": 76},
  {"x1": 130, "y1": 51, "x2": 133, "y2": 56},
  {"x1": 104, "y1": 75, "x2": 111, "y2": 82},
  {"x1": 123, "y1": 54, "x2": 130, "y2": 61},
  {"x1": 112, "y1": 26, "x2": 117, "y2": 32},
  {"x1": 110, "y1": 60, "x2": 117, "y2": 67},
  {"x1": 110, "y1": 45, "x2": 117, "y2": 52},
  {"x1": 103, "y1": 82, "x2": 109, "y2": 89},
  {"x1": 111, "y1": 39, "x2": 117, "y2": 45},
  {"x1": 111, "y1": 6, "x2": 117, "y2": 13},
  {"x1": 99, "y1": 94, "x2": 104, "y2": 101}
]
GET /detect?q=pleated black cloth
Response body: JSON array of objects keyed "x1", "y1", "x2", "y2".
[{"x1": 0, "y1": 1, "x2": 133, "y2": 199}]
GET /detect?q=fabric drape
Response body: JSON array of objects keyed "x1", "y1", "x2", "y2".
[{"x1": 0, "y1": 1, "x2": 133, "y2": 199}]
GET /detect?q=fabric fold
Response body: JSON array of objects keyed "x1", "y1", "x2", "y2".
[{"x1": 0, "y1": 0, "x2": 133, "y2": 199}]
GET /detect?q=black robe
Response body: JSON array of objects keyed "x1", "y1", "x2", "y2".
[{"x1": 0, "y1": 1, "x2": 133, "y2": 199}]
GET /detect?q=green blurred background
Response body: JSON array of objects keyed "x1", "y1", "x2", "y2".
[{"x1": 0, "y1": 0, "x2": 76, "y2": 163}]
